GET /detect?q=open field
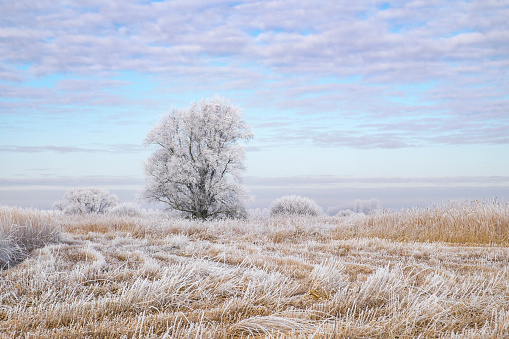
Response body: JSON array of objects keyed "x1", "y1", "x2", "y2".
[{"x1": 1, "y1": 200, "x2": 509, "y2": 338}]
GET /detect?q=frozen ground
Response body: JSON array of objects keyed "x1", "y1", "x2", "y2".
[{"x1": 1, "y1": 201, "x2": 509, "y2": 338}]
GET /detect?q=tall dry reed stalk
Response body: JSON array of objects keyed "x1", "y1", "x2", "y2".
[{"x1": 333, "y1": 199, "x2": 509, "y2": 245}]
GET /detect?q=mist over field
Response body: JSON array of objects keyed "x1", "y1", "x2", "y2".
[{"x1": 2, "y1": 185, "x2": 508, "y2": 214}]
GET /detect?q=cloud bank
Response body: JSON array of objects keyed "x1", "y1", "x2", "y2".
[
  {"x1": 1, "y1": 0, "x2": 508, "y2": 149},
  {"x1": 0, "y1": 0, "x2": 507, "y2": 210}
]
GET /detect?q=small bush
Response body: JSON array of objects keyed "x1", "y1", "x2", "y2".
[
  {"x1": 270, "y1": 195, "x2": 323, "y2": 217},
  {"x1": 351, "y1": 199, "x2": 380, "y2": 214},
  {"x1": 108, "y1": 202, "x2": 142, "y2": 217},
  {"x1": 328, "y1": 199, "x2": 381, "y2": 216},
  {"x1": 334, "y1": 209, "x2": 355, "y2": 217},
  {"x1": 54, "y1": 187, "x2": 119, "y2": 214},
  {"x1": 248, "y1": 208, "x2": 271, "y2": 219}
]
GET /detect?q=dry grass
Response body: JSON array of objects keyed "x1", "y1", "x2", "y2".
[
  {"x1": 1, "y1": 200, "x2": 509, "y2": 337},
  {"x1": 0, "y1": 206, "x2": 60, "y2": 269},
  {"x1": 332, "y1": 199, "x2": 509, "y2": 245}
]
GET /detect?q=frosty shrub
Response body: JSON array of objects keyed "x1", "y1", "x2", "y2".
[
  {"x1": 350, "y1": 199, "x2": 380, "y2": 214},
  {"x1": 270, "y1": 195, "x2": 323, "y2": 217},
  {"x1": 54, "y1": 187, "x2": 119, "y2": 214},
  {"x1": 334, "y1": 209, "x2": 355, "y2": 217},
  {"x1": 327, "y1": 199, "x2": 381, "y2": 216},
  {"x1": 143, "y1": 95, "x2": 253, "y2": 220},
  {"x1": 108, "y1": 202, "x2": 142, "y2": 217},
  {"x1": 248, "y1": 208, "x2": 271, "y2": 219}
]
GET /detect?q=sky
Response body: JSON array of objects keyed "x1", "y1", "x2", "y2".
[{"x1": 1, "y1": 0, "x2": 509, "y2": 211}]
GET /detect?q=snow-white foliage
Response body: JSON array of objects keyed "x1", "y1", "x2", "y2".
[
  {"x1": 108, "y1": 202, "x2": 142, "y2": 217},
  {"x1": 328, "y1": 198, "x2": 381, "y2": 216},
  {"x1": 143, "y1": 95, "x2": 253, "y2": 220},
  {"x1": 54, "y1": 187, "x2": 119, "y2": 214},
  {"x1": 247, "y1": 208, "x2": 271, "y2": 219},
  {"x1": 334, "y1": 209, "x2": 355, "y2": 217},
  {"x1": 270, "y1": 195, "x2": 323, "y2": 216},
  {"x1": 350, "y1": 199, "x2": 380, "y2": 214}
]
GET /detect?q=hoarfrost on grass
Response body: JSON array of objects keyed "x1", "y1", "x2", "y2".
[
  {"x1": 1, "y1": 200, "x2": 509, "y2": 337},
  {"x1": 0, "y1": 205, "x2": 60, "y2": 269}
]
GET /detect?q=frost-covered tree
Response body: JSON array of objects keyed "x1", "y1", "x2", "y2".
[
  {"x1": 53, "y1": 187, "x2": 118, "y2": 214},
  {"x1": 270, "y1": 195, "x2": 323, "y2": 216},
  {"x1": 143, "y1": 96, "x2": 253, "y2": 220}
]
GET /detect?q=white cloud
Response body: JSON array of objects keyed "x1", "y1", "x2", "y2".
[
  {"x1": 0, "y1": 0, "x2": 508, "y2": 150},
  {"x1": 0, "y1": 144, "x2": 146, "y2": 154}
]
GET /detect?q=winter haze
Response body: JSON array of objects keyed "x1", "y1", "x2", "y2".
[{"x1": 1, "y1": 0, "x2": 508, "y2": 210}]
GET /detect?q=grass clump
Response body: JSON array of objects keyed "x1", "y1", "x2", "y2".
[{"x1": 0, "y1": 205, "x2": 60, "y2": 269}]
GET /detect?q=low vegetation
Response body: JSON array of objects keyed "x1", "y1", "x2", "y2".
[
  {"x1": 335, "y1": 199, "x2": 509, "y2": 245},
  {"x1": 53, "y1": 187, "x2": 119, "y2": 215},
  {"x1": 1, "y1": 200, "x2": 509, "y2": 337},
  {"x1": 270, "y1": 195, "x2": 323, "y2": 217},
  {"x1": 0, "y1": 206, "x2": 60, "y2": 270},
  {"x1": 327, "y1": 199, "x2": 381, "y2": 216}
]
